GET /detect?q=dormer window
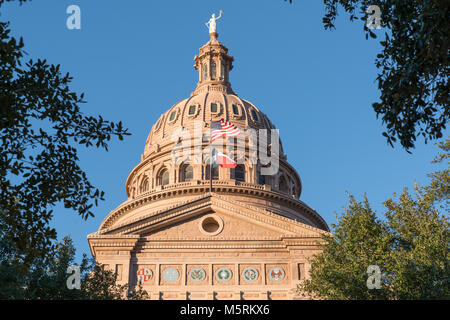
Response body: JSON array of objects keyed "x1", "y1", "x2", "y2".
[
  {"x1": 232, "y1": 104, "x2": 239, "y2": 115},
  {"x1": 188, "y1": 105, "x2": 196, "y2": 115},
  {"x1": 250, "y1": 109, "x2": 259, "y2": 122},
  {"x1": 169, "y1": 110, "x2": 177, "y2": 122},
  {"x1": 154, "y1": 116, "x2": 163, "y2": 131}
]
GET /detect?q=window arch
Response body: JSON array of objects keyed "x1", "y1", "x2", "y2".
[
  {"x1": 180, "y1": 165, "x2": 193, "y2": 182},
  {"x1": 158, "y1": 168, "x2": 170, "y2": 186},
  {"x1": 258, "y1": 172, "x2": 266, "y2": 185},
  {"x1": 220, "y1": 60, "x2": 225, "y2": 80},
  {"x1": 258, "y1": 165, "x2": 270, "y2": 185},
  {"x1": 168, "y1": 109, "x2": 177, "y2": 122},
  {"x1": 233, "y1": 165, "x2": 245, "y2": 182},
  {"x1": 140, "y1": 177, "x2": 149, "y2": 193},
  {"x1": 211, "y1": 61, "x2": 216, "y2": 80},
  {"x1": 203, "y1": 63, "x2": 208, "y2": 80},
  {"x1": 250, "y1": 109, "x2": 259, "y2": 122},
  {"x1": 188, "y1": 105, "x2": 196, "y2": 115},
  {"x1": 232, "y1": 104, "x2": 240, "y2": 115},
  {"x1": 210, "y1": 103, "x2": 218, "y2": 113},
  {"x1": 278, "y1": 175, "x2": 288, "y2": 192},
  {"x1": 154, "y1": 115, "x2": 164, "y2": 131},
  {"x1": 205, "y1": 165, "x2": 219, "y2": 180}
]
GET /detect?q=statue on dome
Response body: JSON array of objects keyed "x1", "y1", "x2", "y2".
[{"x1": 205, "y1": 10, "x2": 223, "y2": 34}]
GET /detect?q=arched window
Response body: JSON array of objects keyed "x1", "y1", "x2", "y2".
[
  {"x1": 233, "y1": 165, "x2": 245, "y2": 182},
  {"x1": 203, "y1": 63, "x2": 208, "y2": 80},
  {"x1": 258, "y1": 165, "x2": 270, "y2": 185},
  {"x1": 258, "y1": 172, "x2": 266, "y2": 185},
  {"x1": 181, "y1": 165, "x2": 193, "y2": 182},
  {"x1": 205, "y1": 165, "x2": 219, "y2": 180},
  {"x1": 292, "y1": 187, "x2": 298, "y2": 198},
  {"x1": 220, "y1": 61, "x2": 225, "y2": 80},
  {"x1": 279, "y1": 176, "x2": 288, "y2": 192},
  {"x1": 232, "y1": 104, "x2": 239, "y2": 115},
  {"x1": 140, "y1": 177, "x2": 149, "y2": 193},
  {"x1": 211, "y1": 61, "x2": 216, "y2": 80},
  {"x1": 158, "y1": 169, "x2": 169, "y2": 186}
]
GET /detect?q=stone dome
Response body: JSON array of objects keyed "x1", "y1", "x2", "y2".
[
  {"x1": 89, "y1": 27, "x2": 329, "y2": 301},
  {"x1": 144, "y1": 91, "x2": 278, "y2": 156},
  {"x1": 113, "y1": 32, "x2": 328, "y2": 232}
]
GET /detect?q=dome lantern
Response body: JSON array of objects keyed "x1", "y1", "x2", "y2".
[{"x1": 192, "y1": 32, "x2": 235, "y2": 96}]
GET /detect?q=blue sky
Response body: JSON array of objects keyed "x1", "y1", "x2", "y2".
[{"x1": 2, "y1": 0, "x2": 445, "y2": 261}]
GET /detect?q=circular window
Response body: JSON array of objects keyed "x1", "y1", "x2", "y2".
[
  {"x1": 199, "y1": 214, "x2": 223, "y2": 236},
  {"x1": 202, "y1": 217, "x2": 219, "y2": 232}
]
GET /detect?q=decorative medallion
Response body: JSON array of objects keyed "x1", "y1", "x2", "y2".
[
  {"x1": 216, "y1": 268, "x2": 232, "y2": 282},
  {"x1": 163, "y1": 268, "x2": 179, "y2": 282},
  {"x1": 269, "y1": 267, "x2": 285, "y2": 282},
  {"x1": 136, "y1": 268, "x2": 153, "y2": 282},
  {"x1": 242, "y1": 267, "x2": 259, "y2": 282},
  {"x1": 189, "y1": 268, "x2": 206, "y2": 282}
]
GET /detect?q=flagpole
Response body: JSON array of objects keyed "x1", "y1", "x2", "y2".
[{"x1": 209, "y1": 114, "x2": 212, "y2": 194}]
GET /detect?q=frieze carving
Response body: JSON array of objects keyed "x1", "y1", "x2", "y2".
[
  {"x1": 99, "y1": 185, "x2": 328, "y2": 233},
  {"x1": 99, "y1": 193, "x2": 327, "y2": 241}
]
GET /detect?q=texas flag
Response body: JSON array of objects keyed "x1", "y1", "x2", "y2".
[{"x1": 212, "y1": 148, "x2": 237, "y2": 168}]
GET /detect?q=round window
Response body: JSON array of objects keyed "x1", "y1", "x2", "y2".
[
  {"x1": 199, "y1": 214, "x2": 223, "y2": 236},
  {"x1": 202, "y1": 217, "x2": 219, "y2": 233}
]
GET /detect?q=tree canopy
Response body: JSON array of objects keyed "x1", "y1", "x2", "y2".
[
  {"x1": 0, "y1": 0, "x2": 130, "y2": 268},
  {"x1": 298, "y1": 138, "x2": 449, "y2": 299},
  {"x1": 0, "y1": 235, "x2": 149, "y2": 299},
  {"x1": 287, "y1": 0, "x2": 449, "y2": 151}
]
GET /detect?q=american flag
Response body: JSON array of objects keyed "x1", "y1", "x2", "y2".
[{"x1": 210, "y1": 119, "x2": 240, "y2": 142}]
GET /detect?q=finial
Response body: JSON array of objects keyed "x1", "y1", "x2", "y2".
[{"x1": 205, "y1": 10, "x2": 223, "y2": 34}]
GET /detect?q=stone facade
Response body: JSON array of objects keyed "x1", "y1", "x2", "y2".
[{"x1": 88, "y1": 32, "x2": 329, "y2": 300}]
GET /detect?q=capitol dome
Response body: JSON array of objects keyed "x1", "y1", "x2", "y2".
[
  {"x1": 89, "y1": 27, "x2": 328, "y2": 300},
  {"x1": 144, "y1": 89, "x2": 277, "y2": 157}
]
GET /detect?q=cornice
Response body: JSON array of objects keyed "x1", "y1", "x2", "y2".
[
  {"x1": 99, "y1": 182, "x2": 328, "y2": 233},
  {"x1": 87, "y1": 236, "x2": 324, "y2": 251}
]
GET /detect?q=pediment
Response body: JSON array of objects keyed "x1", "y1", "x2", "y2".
[{"x1": 98, "y1": 193, "x2": 327, "y2": 240}]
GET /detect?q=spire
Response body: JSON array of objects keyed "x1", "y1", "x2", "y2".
[{"x1": 192, "y1": 13, "x2": 234, "y2": 95}]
